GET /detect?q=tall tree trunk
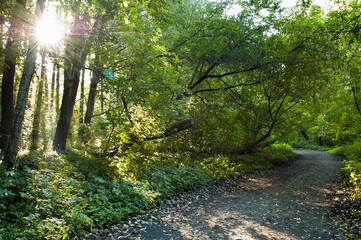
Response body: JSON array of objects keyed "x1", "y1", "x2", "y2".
[
  {"x1": 300, "y1": 130, "x2": 310, "y2": 141},
  {"x1": 80, "y1": 64, "x2": 101, "y2": 142},
  {"x1": 84, "y1": 61, "x2": 101, "y2": 125},
  {"x1": 53, "y1": 16, "x2": 91, "y2": 150},
  {"x1": 3, "y1": 0, "x2": 45, "y2": 169},
  {"x1": 352, "y1": 85, "x2": 361, "y2": 117},
  {"x1": 100, "y1": 79, "x2": 104, "y2": 113},
  {"x1": 0, "y1": 15, "x2": 5, "y2": 51},
  {"x1": 0, "y1": 0, "x2": 26, "y2": 152},
  {"x1": 317, "y1": 136, "x2": 323, "y2": 146},
  {"x1": 50, "y1": 60, "x2": 56, "y2": 111},
  {"x1": 41, "y1": 50, "x2": 49, "y2": 150},
  {"x1": 77, "y1": 67, "x2": 85, "y2": 139},
  {"x1": 31, "y1": 48, "x2": 47, "y2": 150},
  {"x1": 79, "y1": 67, "x2": 85, "y2": 124},
  {"x1": 55, "y1": 63, "x2": 60, "y2": 114}
]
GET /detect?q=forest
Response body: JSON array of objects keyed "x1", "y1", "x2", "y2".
[{"x1": 0, "y1": 0, "x2": 361, "y2": 239}]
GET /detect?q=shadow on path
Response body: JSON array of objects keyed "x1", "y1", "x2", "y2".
[{"x1": 84, "y1": 150, "x2": 344, "y2": 240}]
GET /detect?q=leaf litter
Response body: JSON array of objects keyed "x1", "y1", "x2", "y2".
[{"x1": 82, "y1": 150, "x2": 359, "y2": 240}]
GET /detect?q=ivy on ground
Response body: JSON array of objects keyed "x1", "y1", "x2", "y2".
[{"x1": 0, "y1": 144, "x2": 296, "y2": 239}]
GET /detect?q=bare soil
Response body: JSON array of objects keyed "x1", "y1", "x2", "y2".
[{"x1": 84, "y1": 150, "x2": 345, "y2": 240}]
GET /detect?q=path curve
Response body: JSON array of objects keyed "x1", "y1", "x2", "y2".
[{"x1": 85, "y1": 150, "x2": 344, "y2": 240}]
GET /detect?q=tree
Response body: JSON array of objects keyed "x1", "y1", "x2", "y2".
[
  {"x1": 31, "y1": 48, "x2": 47, "y2": 150},
  {"x1": 84, "y1": 56, "x2": 101, "y2": 125},
  {"x1": 53, "y1": 15, "x2": 91, "y2": 150},
  {"x1": 3, "y1": 0, "x2": 45, "y2": 169},
  {"x1": 0, "y1": 0, "x2": 26, "y2": 151}
]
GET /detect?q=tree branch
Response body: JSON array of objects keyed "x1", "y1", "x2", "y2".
[
  {"x1": 176, "y1": 62, "x2": 271, "y2": 100},
  {"x1": 192, "y1": 81, "x2": 260, "y2": 95},
  {"x1": 106, "y1": 119, "x2": 194, "y2": 157}
]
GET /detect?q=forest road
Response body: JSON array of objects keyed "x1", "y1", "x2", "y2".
[{"x1": 84, "y1": 150, "x2": 344, "y2": 240}]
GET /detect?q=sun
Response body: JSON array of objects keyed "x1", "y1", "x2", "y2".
[{"x1": 35, "y1": 17, "x2": 64, "y2": 46}]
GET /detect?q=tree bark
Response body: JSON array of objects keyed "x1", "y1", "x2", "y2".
[
  {"x1": 31, "y1": 48, "x2": 47, "y2": 150},
  {"x1": 84, "y1": 63, "x2": 101, "y2": 125},
  {"x1": 300, "y1": 130, "x2": 310, "y2": 141},
  {"x1": 50, "y1": 59, "x2": 56, "y2": 110},
  {"x1": 106, "y1": 119, "x2": 194, "y2": 157},
  {"x1": 352, "y1": 85, "x2": 361, "y2": 117},
  {"x1": 79, "y1": 67, "x2": 85, "y2": 124},
  {"x1": 100, "y1": 79, "x2": 104, "y2": 113},
  {"x1": 232, "y1": 121, "x2": 277, "y2": 154},
  {"x1": 3, "y1": 0, "x2": 44, "y2": 169},
  {"x1": 317, "y1": 136, "x2": 323, "y2": 146},
  {"x1": 0, "y1": 0, "x2": 26, "y2": 152},
  {"x1": 53, "y1": 15, "x2": 91, "y2": 150},
  {"x1": 55, "y1": 63, "x2": 60, "y2": 114}
]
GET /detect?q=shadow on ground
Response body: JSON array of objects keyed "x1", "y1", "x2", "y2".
[{"x1": 84, "y1": 150, "x2": 344, "y2": 240}]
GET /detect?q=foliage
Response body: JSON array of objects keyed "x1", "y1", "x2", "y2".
[
  {"x1": 0, "y1": 153, "x2": 149, "y2": 239},
  {"x1": 328, "y1": 146, "x2": 348, "y2": 156},
  {"x1": 0, "y1": 144, "x2": 296, "y2": 239},
  {"x1": 2, "y1": 0, "x2": 361, "y2": 238},
  {"x1": 342, "y1": 140, "x2": 361, "y2": 197},
  {"x1": 288, "y1": 140, "x2": 335, "y2": 152}
]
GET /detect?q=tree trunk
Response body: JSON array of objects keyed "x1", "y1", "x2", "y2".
[
  {"x1": 100, "y1": 79, "x2": 104, "y2": 113},
  {"x1": 317, "y1": 136, "x2": 323, "y2": 146},
  {"x1": 55, "y1": 63, "x2": 60, "y2": 114},
  {"x1": 3, "y1": 0, "x2": 44, "y2": 169},
  {"x1": 84, "y1": 65, "x2": 101, "y2": 125},
  {"x1": 79, "y1": 67, "x2": 85, "y2": 124},
  {"x1": 79, "y1": 64, "x2": 100, "y2": 142},
  {"x1": 31, "y1": 48, "x2": 47, "y2": 150},
  {"x1": 41, "y1": 49, "x2": 49, "y2": 150},
  {"x1": 232, "y1": 121, "x2": 277, "y2": 154},
  {"x1": 0, "y1": 0, "x2": 26, "y2": 152},
  {"x1": 53, "y1": 16, "x2": 91, "y2": 150},
  {"x1": 50, "y1": 60, "x2": 56, "y2": 110},
  {"x1": 300, "y1": 130, "x2": 310, "y2": 141},
  {"x1": 0, "y1": 15, "x2": 4, "y2": 50},
  {"x1": 352, "y1": 85, "x2": 361, "y2": 117}
]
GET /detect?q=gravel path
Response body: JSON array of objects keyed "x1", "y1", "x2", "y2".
[{"x1": 84, "y1": 150, "x2": 344, "y2": 240}]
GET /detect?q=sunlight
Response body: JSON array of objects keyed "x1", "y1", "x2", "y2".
[{"x1": 35, "y1": 16, "x2": 64, "y2": 46}]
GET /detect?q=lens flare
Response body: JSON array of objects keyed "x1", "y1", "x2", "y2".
[{"x1": 35, "y1": 17, "x2": 64, "y2": 46}]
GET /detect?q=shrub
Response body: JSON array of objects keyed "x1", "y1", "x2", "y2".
[
  {"x1": 0, "y1": 154, "x2": 149, "y2": 239},
  {"x1": 0, "y1": 143, "x2": 297, "y2": 239},
  {"x1": 342, "y1": 140, "x2": 361, "y2": 196}
]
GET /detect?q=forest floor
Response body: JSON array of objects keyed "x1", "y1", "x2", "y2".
[{"x1": 83, "y1": 150, "x2": 349, "y2": 240}]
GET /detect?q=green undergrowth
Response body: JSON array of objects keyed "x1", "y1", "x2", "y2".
[
  {"x1": 289, "y1": 140, "x2": 360, "y2": 197},
  {"x1": 325, "y1": 141, "x2": 361, "y2": 239},
  {"x1": 294, "y1": 140, "x2": 361, "y2": 232},
  {"x1": 0, "y1": 143, "x2": 297, "y2": 239},
  {"x1": 289, "y1": 140, "x2": 361, "y2": 237},
  {"x1": 339, "y1": 140, "x2": 361, "y2": 198},
  {"x1": 289, "y1": 140, "x2": 334, "y2": 152}
]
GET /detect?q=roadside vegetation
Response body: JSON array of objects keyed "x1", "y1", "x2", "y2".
[
  {"x1": 1, "y1": 0, "x2": 361, "y2": 239},
  {"x1": 290, "y1": 139, "x2": 361, "y2": 238},
  {"x1": 0, "y1": 144, "x2": 296, "y2": 239}
]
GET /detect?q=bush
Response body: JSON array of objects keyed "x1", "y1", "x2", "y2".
[
  {"x1": 342, "y1": 140, "x2": 361, "y2": 196},
  {"x1": 0, "y1": 154, "x2": 149, "y2": 239},
  {"x1": 0, "y1": 143, "x2": 297, "y2": 239},
  {"x1": 327, "y1": 146, "x2": 347, "y2": 156},
  {"x1": 288, "y1": 140, "x2": 333, "y2": 151}
]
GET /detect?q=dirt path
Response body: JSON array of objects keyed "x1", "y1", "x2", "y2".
[{"x1": 84, "y1": 150, "x2": 344, "y2": 240}]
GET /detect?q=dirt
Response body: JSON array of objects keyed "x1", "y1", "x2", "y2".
[{"x1": 83, "y1": 150, "x2": 345, "y2": 240}]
